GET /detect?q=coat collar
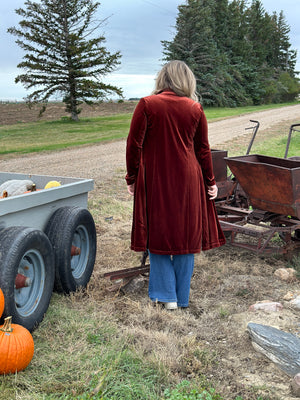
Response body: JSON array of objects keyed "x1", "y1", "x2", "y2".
[{"x1": 159, "y1": 89, "x2": 177, "y2": 96}]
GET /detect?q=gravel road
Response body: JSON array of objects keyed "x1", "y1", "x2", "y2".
[{"x1": 1, "y1": 104, "x2": 299, "y2": 182}]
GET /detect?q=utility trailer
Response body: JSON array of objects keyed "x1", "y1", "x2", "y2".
[{"x1": 0, "y1": 172, "x2": 96, "y2": 332}]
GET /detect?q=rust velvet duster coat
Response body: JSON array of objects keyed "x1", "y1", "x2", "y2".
[{"x1": 125, "y1": 90, "x2": 225, "y2": 255}]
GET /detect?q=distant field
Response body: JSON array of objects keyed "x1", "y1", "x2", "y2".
[{"x1": 0, "y1": 101, "x2": 137, "y2": 125}]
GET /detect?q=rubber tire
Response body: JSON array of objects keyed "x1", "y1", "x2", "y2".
[
  {"x1": 45, "y1": 206, "x2": 97, "y2": 294},
  {"x1": 0, "y1": 227, "x2": 55, "y2": 332}
]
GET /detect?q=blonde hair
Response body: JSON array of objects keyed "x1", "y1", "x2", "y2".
[{"x1": 152, "y1": 60, "x2": 198, "y2": 101}]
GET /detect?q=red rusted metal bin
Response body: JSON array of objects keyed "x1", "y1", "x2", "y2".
[{"x1": 224, "y1": 154, "x2": 300, "y2": 218}]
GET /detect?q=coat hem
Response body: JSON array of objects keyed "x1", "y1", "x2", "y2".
[
  {"x1": 130, "y1": 241, "x2": 226, "y2": 255},
  {"x1": 202, "y1": 239, "x2": 226, "y2": 251}
]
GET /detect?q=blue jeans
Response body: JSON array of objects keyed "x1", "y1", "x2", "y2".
[{"x1": 148, "y1": 252, "x2": 194, "y2": 307}]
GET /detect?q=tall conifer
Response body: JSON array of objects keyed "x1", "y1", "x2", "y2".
[
  {"x1": 162, "y1": 0, "x2": 299, "y2": 106},
  {"x1": 8, "y1": 0, "x2": 122, "y2": 120}
]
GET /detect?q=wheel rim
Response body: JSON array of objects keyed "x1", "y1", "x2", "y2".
[
  {"x1": 71, "y1": 224, "x2": 90, "y2": 279},
  {"x1": 15, "y1": 249, "x2": 46, "y2": 317}
]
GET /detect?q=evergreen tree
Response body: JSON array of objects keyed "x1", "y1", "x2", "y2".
[
  {"x1": 162, "y1": 0, "x2": 299, "y2": 106},
  {"x1": 213, "y1": 0, "x2": 230, "y2": 51},
  {"x1": 277, "y1": 11, "x2": 297, "y2": 74},
  {"x1": 162, "y1": 0, "x2": 249, "y2": 106},
  {"x1": 8, "y1": 0, "x2": 122, "y2": 121}
]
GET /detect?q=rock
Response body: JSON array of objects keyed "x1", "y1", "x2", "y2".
[
  {"x1": 274, "y1": 268, "x2": 297, "y2": 282},
  {"x1": 247, "y1": 322, "x2": 300, "y2": 377},
  {"x1": 290, "y1": 296, "x2": 300, "y2": 310},
  {"x1": 283, "y1": 291, "x2": 298, "y2": 301},
  {"x1": 249, "y1": 301, "x2": 283, "y2": 312},
  {"x1": 291, "y1": 373, "x2": 300, "y2": 397}
]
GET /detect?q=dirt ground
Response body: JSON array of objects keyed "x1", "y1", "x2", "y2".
[{"x1": 1, "y1": 103, "x2": 300, "y2": 399}]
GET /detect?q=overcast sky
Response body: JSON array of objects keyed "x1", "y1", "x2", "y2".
[{"x1": 0, "y1": 0, "x2": 299, "y2": 101}]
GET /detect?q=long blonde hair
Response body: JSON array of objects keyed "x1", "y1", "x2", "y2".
[{"x1": 152, "y1": 60, "x2": 198, "y2": 101}]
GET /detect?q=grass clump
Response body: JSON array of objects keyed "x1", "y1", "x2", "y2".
[
  {"x1": 163, "y1": 380, "x2": 222, "y2": 400},
  {"x1": 287, "y1": 254, "x2": 300, "y2": 279},
  {"x1": 55, "y1": 348, "x2": 165, "y2": 399}
]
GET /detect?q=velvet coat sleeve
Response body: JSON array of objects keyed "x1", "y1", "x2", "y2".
[
  {"x1": 125, "y1": 99, "x2": 147, "y2": 186},
  {"x1": 193, "y1": 109, "x2": 216, "y2": 187}
]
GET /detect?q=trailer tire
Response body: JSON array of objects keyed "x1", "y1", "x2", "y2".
[
  {"x1": 0, "y1": 227, "x2": 55, "y2": 332},
  {"x1": 45, "y1": 206, "x2": 96, "y2": 294}
]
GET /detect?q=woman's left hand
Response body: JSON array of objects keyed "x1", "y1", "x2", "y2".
[
  {"x1": 207, "y1": 184, "x2": 218, "y2": 200},
  {"x1": 127, "y1": 183, "x2": 135, "y2": 196}
]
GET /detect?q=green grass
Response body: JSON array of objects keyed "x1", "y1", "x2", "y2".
[
  {"x1": 0, "y1": 114, "x2": 131, "y2": 154},
  {"x1": 0, "y1": 102, "x2": 297, "y2": 155},
  {"x1": 204, "y1": 101, "x2": 297, "y2": 120},
  {"x1": 0, "y1": 295, "x2": 168, "y2": 400},
  {"x1": 250, "y1": 130, "x2": 300, "y2": 158}
]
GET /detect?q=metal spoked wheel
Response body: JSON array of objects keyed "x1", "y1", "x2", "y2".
[
  {"x1": 71, "y1": 224, "x2": 90, "y2": 280},
  {"x1": 15, "y1": 249, "x2": 46, "y2": 317}
]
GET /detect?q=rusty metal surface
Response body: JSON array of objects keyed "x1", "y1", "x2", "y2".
[
  {"x1": 103, "y1": 251, "x2": 150, "y2": 281},
  {"x1": 103, "y1": 264, "x2": 150, "y2": 281},
  {"x1": 216, "y1": 200, "x2": 300, "y2": 254},
  {"x1": 211, "y1": 149, "x2": 228, "y2": 182},
  {"x1": 219, "y1": 216, "x2": 300, "y2": 254},
  {"x1": 225, "y1": 154, "x2": 300, "y2": 218}
]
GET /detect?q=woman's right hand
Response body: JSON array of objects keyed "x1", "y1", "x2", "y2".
[{"x1": 207, "y1": 184, "x2": 218, "y2": 200}]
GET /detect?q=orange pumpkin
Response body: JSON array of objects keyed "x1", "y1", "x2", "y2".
[
  {"x1": 0, "y1": 289, "x2": 4, "y2": 318},
  {"x1": 0, "y1": 316, "x2": 34, "y2": 374}
]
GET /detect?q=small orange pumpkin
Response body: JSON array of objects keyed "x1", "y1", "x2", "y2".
[
  {"x1": 0, "y1": 288, "x2": 4, "y2": 318},
  {"x1": 0, "y1": 316, "x2": 34, "y2": 374}
]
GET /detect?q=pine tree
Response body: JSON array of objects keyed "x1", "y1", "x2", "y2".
[
  {"x1": 277, "y1": 11, "x2": 297, "y2": 74},
  {"x1": 162, "y1": 0, "x2": 249, "y2": 106},
  {"x1": 8, "y1": 0, "x2": 122, "y2": 121},
  {"x1": 162, "y1": 0, "x2": 223, "y2": 105},
  {"x1": 213, "y1": 0, "x2": 229, "y2": 51},
  {"x1": 162, "y1": 0, "x2": 299, "y2": 106}
]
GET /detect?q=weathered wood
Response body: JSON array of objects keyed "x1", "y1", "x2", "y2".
[{"x1": 247, "y1": 323, "x2": 300, "y2": 377}]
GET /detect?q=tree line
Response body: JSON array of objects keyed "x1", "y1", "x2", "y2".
[
  {"x1": 8, "y1": 0, "x2": 299, "y2": 119},
  {"x1": 162, "y1": 0, "x2": 299, "y2": 107}
]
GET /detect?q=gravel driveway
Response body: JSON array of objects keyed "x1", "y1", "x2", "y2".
[{"x1": 0, "y1": 104, "x2": 299, "y2": 181}]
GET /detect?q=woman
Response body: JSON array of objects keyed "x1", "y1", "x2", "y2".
[{"x1": 125, "y1": 60, "x2": 225, "y2": 310}]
